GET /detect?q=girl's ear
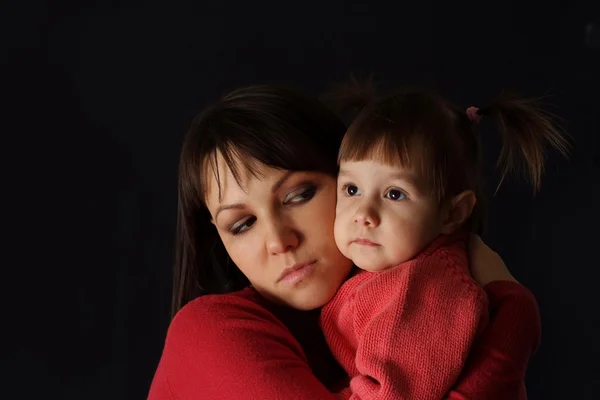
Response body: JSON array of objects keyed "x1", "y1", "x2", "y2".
[{"x1": 440, "y1": 190, "x2": 476, "y2": 234}]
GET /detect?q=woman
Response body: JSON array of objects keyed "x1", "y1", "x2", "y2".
[{"x1": 148, "y1": 85, "x2": 541, "y2": 399}]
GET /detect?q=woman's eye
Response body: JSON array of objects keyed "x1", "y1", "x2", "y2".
[
  {"x1": 230, "y1": 216, "x2": 256, "y2": 235},
  {"x1": 343, "y1": 184, "x2": 360, "y2": 196},
  {"x1": 286, "y1": 186, "x2": 317, "y2": 204},
  {"x1": 385, "y1": 189, "x2": 406, "y2": 201}
]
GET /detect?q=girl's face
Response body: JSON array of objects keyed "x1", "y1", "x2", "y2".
[
  {"x1": 335, "y1": 160, "x2": 445, "y2": 272},
  {"x1": 204, "y1": 153, "x2": 353, "y2": 310}
]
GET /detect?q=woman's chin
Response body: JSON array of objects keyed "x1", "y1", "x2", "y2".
[
  {"x1": 265, "y1": 260, "x2": 353, "y2": 311},
  {"x1": 286, "y1": 293, "x2": 331, "y2": 311},
  {"x1": 281, "y1": 283, "x2": 338, "y2": 311},
  {"x1": 286, "y1": 262, "x2": 353, "y2": 310}
]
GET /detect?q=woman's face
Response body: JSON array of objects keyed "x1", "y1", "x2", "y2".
[{"x1": 204, "y1": 154, "x2": 354, "y2": 310}]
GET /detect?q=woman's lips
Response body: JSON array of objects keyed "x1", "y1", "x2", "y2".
[{"x1": 277, "y1": 261, "x2": 317, "y2": 285}]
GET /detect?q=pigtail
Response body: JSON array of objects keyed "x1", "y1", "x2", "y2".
[
  {"x1": 478, "y1": 93, "x2": 570, "y2": 193},
  {"x1": 321, "y1": 74, "x2": 378, "y2": 123}
]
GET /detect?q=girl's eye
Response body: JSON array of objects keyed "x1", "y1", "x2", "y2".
[
  {"x1": 285, "y1": 185, "x2": 317, "y2": 204},
  {"x1": 343, "y1": 184, "x2": 360, "y2": 196},
  {"x1": 385, "y1": 189, "x2": 406, "y2": 201},
  {"x1": 230, "y1": 216, "x2": 256, "y2": 235}
]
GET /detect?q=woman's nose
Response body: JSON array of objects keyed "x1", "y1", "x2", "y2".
[{"x1": 265, "y1": 221, "x2": 300, "y2": 255}]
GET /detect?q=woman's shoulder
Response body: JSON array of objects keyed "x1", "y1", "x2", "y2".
[
  {"x1": 160, "y1": 287, "x2": 307, "y2": 374},
  {"x1": 178, "y1": 286, "x2": 264, "y2": 314},
  {"x1": 170, "y1": 287, "x2": 287, "y2": 339},
  {"x1": 149, "y1": 292, "x2": 324, "y2": 398}
]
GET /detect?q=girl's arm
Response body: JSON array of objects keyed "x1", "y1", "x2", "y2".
[
  {"x1": 320, "y1": 242, "x2": 488, "y2": 400},
  {"x1": 147, "y1": 294, "x2": 340, "y2": 400}
]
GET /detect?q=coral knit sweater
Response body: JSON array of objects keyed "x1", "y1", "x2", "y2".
[
  {"x1": 148, "y1": 262, "x2": 540, "y2": 400},
  {"x1": 321, "y1": 232, "x2": 489, "y2": 400}
]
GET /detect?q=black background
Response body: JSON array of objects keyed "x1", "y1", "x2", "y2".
[{"x1": 4, "y1": 1, "x2": 599, "y2": 399}]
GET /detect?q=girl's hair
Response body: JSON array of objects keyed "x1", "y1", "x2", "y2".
[
  {"x1": 173, "y1": 85, "x2": 346, "y2": 317},
  {"x1": 333, "y1": 81, "x2": 569, "y2": 233}
]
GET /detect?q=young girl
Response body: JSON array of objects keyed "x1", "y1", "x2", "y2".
[{"x1": 320, "y1": 87, "x2": 569, "y2": 399}]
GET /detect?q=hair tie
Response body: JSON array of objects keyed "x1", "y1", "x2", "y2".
[{"x1": 466, "y1": 106, "x2": 482, "y2": 123}]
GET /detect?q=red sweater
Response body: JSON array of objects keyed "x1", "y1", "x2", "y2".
[
  {"x1": 321, "y1": 233, "x2": 488, "y2": 399},
  {"x1": 148, "y1": 283, "x2": 540, "y2": 400}
]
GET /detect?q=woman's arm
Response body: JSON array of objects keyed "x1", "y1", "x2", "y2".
[
  {"x1": 446, "y1": 281, "x2": 541, "y2": 400},
  {"x1": 147, "y1": 294, "x2": 340, "y2": 400},
  {"x1": 446, "y1": 235, "x2": 541, "y2": 400}
]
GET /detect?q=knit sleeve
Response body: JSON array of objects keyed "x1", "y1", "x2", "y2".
[
  {"x1": 345, "y1": 256, "x2": 488, "y2": 400},
  {"x1": 147, "y1": 294, "x2": 339, "y2": 400},
  {"x1": 445, "y1": 281, "x2": 541, "y2": 400}
]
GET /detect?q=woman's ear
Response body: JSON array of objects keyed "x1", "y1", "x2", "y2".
[{"x1": 440, "y1": 190, "x2": 476, "y2": 234}]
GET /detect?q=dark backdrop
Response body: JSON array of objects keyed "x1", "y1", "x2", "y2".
[{"x1": 4, "y1": 1, "x2": 599, "y2": 399}]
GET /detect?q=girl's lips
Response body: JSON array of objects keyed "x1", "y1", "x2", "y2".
[{"x1": 352, "y1": 238, "x2": 380, "y2": 246}]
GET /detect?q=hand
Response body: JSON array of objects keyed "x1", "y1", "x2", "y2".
[{"x1": 468, "y1": 234, "x2": 518, "y2": 286}]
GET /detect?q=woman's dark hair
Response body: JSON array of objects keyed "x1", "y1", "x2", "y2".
[
  {"x1": 172, "y1": 85, "x2": 346, "y2": 317},
  {"x1": 332, "y1": 81, "x2": 570, "y2": 233}
]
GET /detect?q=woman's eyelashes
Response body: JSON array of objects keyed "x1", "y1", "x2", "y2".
[
  {"x1": 284, "y1": 184, "x2": 317, "y2": 204},
  {"x1": 229, "y1": 184, "x2": 318, "y2": 236},
  {"x1": 230, "y1": 216, "x2": 256, "y2": 235}
]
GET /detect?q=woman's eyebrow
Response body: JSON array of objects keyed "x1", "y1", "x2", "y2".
[
  {"x1": 215, "y1": 171, "x2": 296, "y2": 221},
  {"x1": 215, "y1": 203, "x2": 245, "y2": 221},
  {"x1": 271, "y1": 171, "x2": 295, "y2": 193}
]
